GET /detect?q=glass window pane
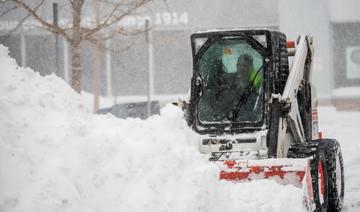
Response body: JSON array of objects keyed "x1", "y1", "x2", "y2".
[{"x1": 197, "y1": 39, "x2": 264, "y2": 123}]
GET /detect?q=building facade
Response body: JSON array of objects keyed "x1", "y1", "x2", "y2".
[
  {"x1": 0, "y1": 0, "x2": 278, "y2": 102},
  {"x1": 1, "y1": 0, "x2": 358, "y2": 107}
]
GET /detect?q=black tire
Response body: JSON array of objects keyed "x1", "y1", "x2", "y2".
[
  {"x1": 317, "y1": 139, "x2": 345, "y2": 212},
  {"x1": 267, "y1": 99, "x2": 280, "y2": 157},
  {"x1": 267, "y1": 32, "x2": 289, "y2": 158},
  {"x1": 288, "y1": 140, "x2": 345, "y2": 212},
  {"x1": 288, "y1": 142, "x2": 329, "y2": 212},
  {"x1": 271, "y1": 32, "x2": 289, "y2": 94}
]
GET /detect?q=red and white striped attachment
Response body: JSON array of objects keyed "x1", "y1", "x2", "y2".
[{"x1": 217, "y1": 158, "x2": 315, "y2": 210}]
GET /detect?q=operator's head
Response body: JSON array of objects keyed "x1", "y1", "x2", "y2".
[{"x1": 237, "y1": 54, "x2": 253, "y2": 72}]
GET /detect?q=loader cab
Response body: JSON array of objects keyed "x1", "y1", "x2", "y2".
[
  {"x1": 197, "y1": 39, "x2": 265, "y2": 123},
  {"x1": 187, "y1": 30, "x2": 282, "y2": 135}
]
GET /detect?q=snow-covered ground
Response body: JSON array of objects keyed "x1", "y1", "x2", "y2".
[
  {"x1": 318, "y1": 107, "x2": 360, "y2": 211},
  {"x1": 332, "y1": 87, "x2": 360, "y2": 99},
  {"x1": 0, "y1": 44, "x2": 359, "y2": 212}
]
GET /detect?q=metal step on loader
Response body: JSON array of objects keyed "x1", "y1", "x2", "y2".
[{"x1": 176, "y1": 29, "x2": 345, "y2": 212}]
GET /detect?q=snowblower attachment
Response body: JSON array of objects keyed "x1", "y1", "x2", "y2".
[
  {"x1": 182, "y1": 29, "x2": 345, "y2": 211},
  {"x1": 218, "y1": 158, "x2": 315, "y2": 210},
  {"x1": 219, "y1": 158, "x2": 308, "y2": 183}
]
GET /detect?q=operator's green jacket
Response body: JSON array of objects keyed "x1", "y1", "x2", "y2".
[{"x1": 249, "y1": 68, "x2": 263, "y2": 90}]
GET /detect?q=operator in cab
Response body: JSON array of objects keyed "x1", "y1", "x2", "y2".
[
  {"x1": 199, "y1": 48, "x2": 264, "y2": 123},
  {"x1": 236, "y1": 54, "x2": 263, "y2": 90}
]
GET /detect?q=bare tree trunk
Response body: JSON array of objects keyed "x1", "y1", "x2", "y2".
[
  {"x1": 71, "y1": 44, "x2": 82, "y2": 93},
  {"x1": 71, "y1": 0, "x2": 84, "y2": 93},
  {"x1": 92, "y1": 42, "x2": 101, "y2": 112},
  {"x1": 92, "y1": 0, "x2": 101, "y2": 112}
]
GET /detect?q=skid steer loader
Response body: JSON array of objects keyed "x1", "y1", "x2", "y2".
[{"x1": 178, "y1": 30, "x2": 344, "y2": 212}]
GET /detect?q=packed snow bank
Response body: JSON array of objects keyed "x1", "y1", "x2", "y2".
[{"x1": 0, "y1": 45, "x2": 306, "y2": 212}]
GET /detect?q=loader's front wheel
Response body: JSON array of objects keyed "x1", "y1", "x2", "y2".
[
  {"x1": 287, "y1": 142, "x2": 328, "y2": 211},
  {"x1": 288, "y1": 139, "x2": 344, "y2": 212},
  {"x1": 318, "y1": 139, "x2": 345, "y2": 212},
  {"x1": 311, "y1": 143, "x2": 329, "y2": 212}
]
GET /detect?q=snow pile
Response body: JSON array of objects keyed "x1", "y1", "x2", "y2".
[{"x1": 0, "y1": 45, "x2": 305, "y2": 212}]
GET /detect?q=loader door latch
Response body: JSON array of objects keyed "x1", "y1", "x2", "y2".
[
  {"x1": 279, "y1": 97, "x2": 291, "y2": 116},
  {"x1": 271, "y1": 94, "x2": 291, "y2": 116},
  {"x1": 195, "y1": 77, "x2": 203, "y2": 97}
]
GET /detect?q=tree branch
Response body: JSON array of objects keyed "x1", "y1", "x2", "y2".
[
  {"x1": 1, "y1": 0, "x2": 42, "y2": 40},
  {"x1": 12, "y1": 0, "x2": 72, "y2": 42},
  {"x1": 83, "y1": 0, "x2": 151, "y2": 39},
  {"x1": 101, "y1": 27, "x2": 149, "y2": 41},
  {"x1": 0, "y1": 5, "x2": 17, "y2": 18},
  {"x1": 87, "y1": 35, "x2": 138, "y2": 54}
]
